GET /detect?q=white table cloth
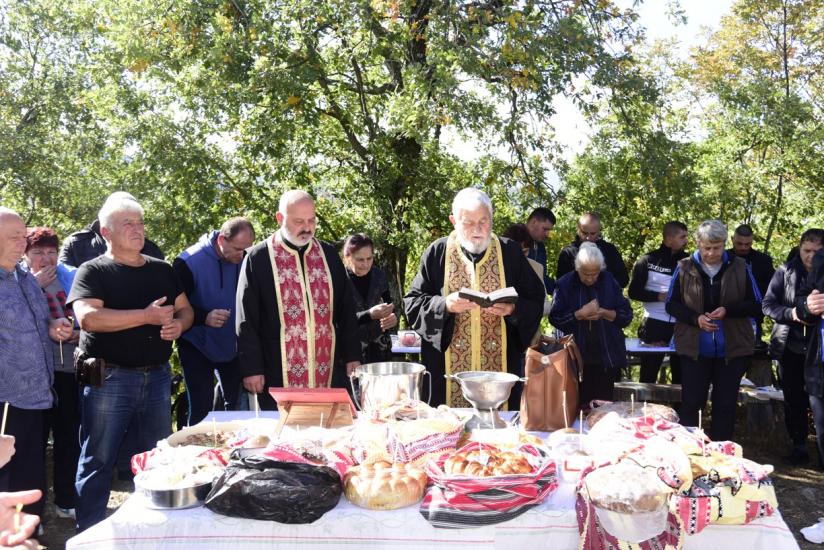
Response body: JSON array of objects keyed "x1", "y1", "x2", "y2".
[{"x1": 67, "y1": 412, "x2": 800, "y2": 550}]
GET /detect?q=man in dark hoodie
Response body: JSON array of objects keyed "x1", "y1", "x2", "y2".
[
  {"x1": 556, "y1": 212, "x2": 629, "y2": 288},
  {"x1": 727, "y1": 224, "x2": 775, "y2": 347},
  {"x1": 173, "y1": 218, "x2": 255, "y2": 425}
]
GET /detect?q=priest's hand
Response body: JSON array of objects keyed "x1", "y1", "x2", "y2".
[
  {"x1": 484, "y1": 302, "x2": 514, "y2": 317},
  {"x1": 369, "y1": 303, "x2": 394, "y2": 320},
  {"x1": 346, "y1": 361, "x2": 361, "y2": 377},
  {"x1": 243, "y1": 375, "x2": 265, "y2": 394},
  {"x1": 445, "y1": 292, "x2": 478, "y2": 314},
  {"x1": 379, "y1": 313, "x2": 398, "y2": 330}
]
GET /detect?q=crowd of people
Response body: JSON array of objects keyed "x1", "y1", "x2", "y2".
[{"x1": 1, "y1": 187, "x2": 823, "y2": 545}]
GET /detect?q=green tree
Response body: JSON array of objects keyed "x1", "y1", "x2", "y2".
[
  {"x1": 691, "y1": 0, "x2": 824, "y2": 256},
  {"x1": 3, "y1": 0, "x2": 645, "y2": 306}
]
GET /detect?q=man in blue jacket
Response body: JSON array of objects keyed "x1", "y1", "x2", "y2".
[{"x1": 173, "y1": 218, "x2": 255, "y2": 425}]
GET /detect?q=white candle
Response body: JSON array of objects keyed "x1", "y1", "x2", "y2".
[
  {"x1": 0, "y1": 402, "x2": 8, "y2": 435},
  {"x1": 562, "y1": 391, "x2": 568, "y2": 429}
]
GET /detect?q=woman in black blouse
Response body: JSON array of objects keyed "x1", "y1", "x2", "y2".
[{"x1": 343, "y1": 234, "x2": 397, "y2": 362}]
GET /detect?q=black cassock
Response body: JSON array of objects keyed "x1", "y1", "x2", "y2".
[{"x1": 403, "y1": 236, "x2": 545, "y2": 408}]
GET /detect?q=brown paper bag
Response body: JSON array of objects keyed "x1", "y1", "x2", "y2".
[{"x1": 520, "y1": 334, "x2": 583, "y2": 431}]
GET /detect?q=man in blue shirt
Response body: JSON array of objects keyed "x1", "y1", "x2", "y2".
[
  {"x1": 0, "y1": 207, "x2": 71, "y2": 521},
  {"x1": 525, "y1": 207, "x2": 556, "y2": 295}
]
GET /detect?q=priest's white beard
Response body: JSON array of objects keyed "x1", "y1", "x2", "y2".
[
  {"x1": 458, "y1": 230, "x2": 492, "y2": 255},
  {"x1": 280, "y1": 225, "x2": 313, "y2": 247}
]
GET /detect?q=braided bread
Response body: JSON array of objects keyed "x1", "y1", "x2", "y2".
[
  {"x1": 343, "y1": 461, "x2": 428, "y2": 510},
  {"x1": 443, "y1": 450, "x2": 533, "y2": 477}
]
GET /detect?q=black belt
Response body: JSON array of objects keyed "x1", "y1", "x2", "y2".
[{"x1": 106, "y1": 362, "x2": 165, "y2": 372}]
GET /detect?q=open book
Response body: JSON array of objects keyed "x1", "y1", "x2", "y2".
[{"x1": 458, "y1": 287, "x2": 518, "y2": 308}]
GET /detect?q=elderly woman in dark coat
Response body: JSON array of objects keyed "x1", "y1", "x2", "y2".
[{"x1": 549, "y1": 242, "x2": 633, "y2": 404}]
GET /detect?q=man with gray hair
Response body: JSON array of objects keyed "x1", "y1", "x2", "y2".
[
  {"x1": 404, "y1": 188, "x2": 545, "y2": 408},
  {"x1": 59, "y1": 191, "x2": 165, "y2": 267},
  {"x1": 0, "y1": 207, "x2": 71, "y2": 521},
  {"x1": 67, "y1": 194, "x2": 193, "y2": 531},
  {"x1": 550, "y1": 242, "x2": 633, "y2": 403},
  {"x1": 236, "y1": 190, "x2": 361, "y2": 409}
]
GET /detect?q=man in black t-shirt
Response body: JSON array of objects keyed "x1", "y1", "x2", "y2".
[{"x1": 67, "y1": 196, "x2": 193, "y2": 532}]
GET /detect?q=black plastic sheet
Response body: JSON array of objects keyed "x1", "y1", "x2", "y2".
[{"x1": 204, "y1": 455, "x2": 342, "y2": 523}]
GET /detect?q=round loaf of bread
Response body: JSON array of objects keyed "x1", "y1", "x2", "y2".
[
  {"x1": 443, "y1": 450, "x2": 534, "y2": 477},
  {"x1": 584, "y1": 462, "x2": 667, "y2": 514},
  {"x1": 343, "y1": 461, "x2": 428, "y2": 510}
]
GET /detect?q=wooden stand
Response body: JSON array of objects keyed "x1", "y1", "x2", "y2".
[
  {"x1": 276, "y1": 401, "x2": 354, "y2": 433},
  {"x1": 269, "y1": 388, "x2": 356, "y2": 435}
]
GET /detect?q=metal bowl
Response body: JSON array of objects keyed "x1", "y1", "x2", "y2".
[
  {"x1": 135, "y1": 472, "x2": 214, "y2": 510},
  {"x1": 449, "y1": 371, "x2": 522, "y2": 409}
]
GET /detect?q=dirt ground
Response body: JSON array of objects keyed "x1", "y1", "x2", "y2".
[{"x1": 37, "y1": 426, "x2": 824, "y2": 549}]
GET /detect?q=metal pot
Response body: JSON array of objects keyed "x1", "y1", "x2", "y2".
[
  {"x1": 349, "y1": 362, "x2": 431, "y2": 411},
  {"x1": 135, "y1": 472, "x2": 213, "y2": 509}
]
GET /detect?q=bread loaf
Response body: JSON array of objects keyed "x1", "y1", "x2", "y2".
[
  {"x1": 443, "y1": 450, "x2": 533, "y2": 477},
  {"x1": 343, "y1": 461, "x2": 428, "y2": 510}
]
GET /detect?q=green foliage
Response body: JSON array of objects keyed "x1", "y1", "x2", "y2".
[{"x1": 1, "y1": 0, "x2": 646, "y2": 324}]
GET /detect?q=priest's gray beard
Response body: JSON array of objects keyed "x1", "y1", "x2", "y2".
[
  {"x1": 280, "y1": 226, "x2": 313, "y2": 247},
  {"x1": 458, "y1": 230, "x2": 492, "y2": 255}
]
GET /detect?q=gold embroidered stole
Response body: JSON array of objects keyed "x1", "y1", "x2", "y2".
[
  {"x1": 443, "y1": 231, "x2": 508, "y2": 408},
  {"x1": 267, "y1": 233, "x2": 335, "y2": 388}
]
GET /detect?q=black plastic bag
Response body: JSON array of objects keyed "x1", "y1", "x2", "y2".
[{"x1": 204, "y1": 455, "x2": 342, "y2": 523}]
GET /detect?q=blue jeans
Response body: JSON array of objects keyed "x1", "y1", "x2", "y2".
[{"x1": 75, "y1": 365, "x2": 171, "y2": 531}]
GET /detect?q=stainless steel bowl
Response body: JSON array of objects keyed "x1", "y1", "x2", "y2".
[
  {"x1": 449, "y1": 371, "x2": 522, "y2": 410},
  {"x1": 135, "y1": 473, "x2": 213, "y2": 509}
]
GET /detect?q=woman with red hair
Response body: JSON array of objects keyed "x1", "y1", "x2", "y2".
[{"x1": 23, "y1": 227, "x2": 80, "y2": 520}]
